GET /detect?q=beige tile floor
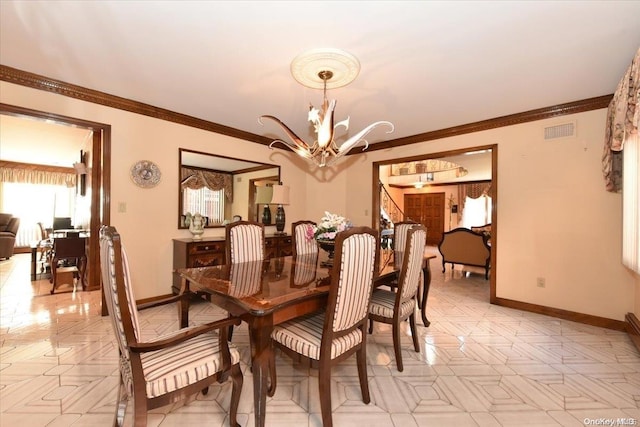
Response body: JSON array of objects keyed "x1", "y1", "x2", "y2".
[{"x1": 2, "y1": 250, "x2": 640, "y2": 426}]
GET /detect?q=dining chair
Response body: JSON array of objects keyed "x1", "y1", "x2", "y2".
[
  {"x1": 225, "y1": 220, "x2": 265, "y2": 263},
  {"x1": 271, "y1": 226, "x2": 379, "y2": 427},
  {"x1": 387, "y1": 220, "x2": 419, "y2": 291},
  {"x1": 225, "y1": 220, "x2": 265, "y2": 340},
  {"x1": 99, "y1": 225, "x2": 243, "y2": 427},
  {"x1": 368, "y1": 225, "x2": 426, "y2": 372},
  {"x1": 291, "y1": 220, "x2": 318, "y2": 257},
  {"x1": 49, "y1": 236, "x2": 87, "y2": 294},
  {"x1": 392, "y1": 222, "x2": 421, "y2": 268}
]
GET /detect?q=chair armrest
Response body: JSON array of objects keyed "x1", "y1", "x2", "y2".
[{"x1": 129, "y1": 316, "x2": 241, "y2": 353}]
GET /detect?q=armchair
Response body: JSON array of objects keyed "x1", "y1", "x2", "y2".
[
  {"x1": 99, "y1": 225, "x2": 243, "y2": 427},
  {"x1": 0, "y1": 213, "x2": 20, "y2": 260}
]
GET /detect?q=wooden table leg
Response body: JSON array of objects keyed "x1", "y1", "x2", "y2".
[
  {"x1": 248, "y1": 315, "x2": 274, "y2": 427},
  {"x1": 420, "y1": 258, "x2": 433, "y2": 327},
  {"x1": 179, "y1": 278, "x2": 190, "y2": 328},
  {"x1": 30, "y1": 246, "x2": 37, "y2": 281}
]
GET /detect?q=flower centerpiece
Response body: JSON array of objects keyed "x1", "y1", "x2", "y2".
[{"x1": 308, "y1": 211, "x2": 351, "y2": 266}]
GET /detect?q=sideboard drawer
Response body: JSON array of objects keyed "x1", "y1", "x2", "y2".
[{"x1": 189, "y1": 241, "x2": 225, "y2": 255}]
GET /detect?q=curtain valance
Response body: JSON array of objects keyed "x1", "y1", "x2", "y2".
[
  {"x1": 457, "y1": 182, "x2": 492, "y2": 222},
  {"x1": 0, "y1": 161, "x2": 76, "y2": 187},
  {"x1": 180, "y1": 167, "x2": 233, "y2": 202},
  {"x1": 603, "y1": 47, "x2": 639, "y2": 192}
]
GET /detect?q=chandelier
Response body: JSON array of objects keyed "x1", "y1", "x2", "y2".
[{"x1": 259, "y1": 48, "x2": 394, "y2": 168}]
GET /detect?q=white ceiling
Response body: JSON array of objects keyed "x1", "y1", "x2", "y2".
[{"x1": 1, "y1": 1, "x2": 639, "y2": 167}]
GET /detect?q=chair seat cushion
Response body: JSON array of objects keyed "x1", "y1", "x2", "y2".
[
  {"x1": 369, "y1": 289, "x2": 415, "y2": 320},
  {"x1": 141, "y1": 330, "x2": 241, "y2": 398},
  {"x1": 271, "y1": 311, "x2": 362, "y2": 360}
]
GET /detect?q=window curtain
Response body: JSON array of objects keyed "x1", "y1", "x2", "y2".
[
  {"x1": 602, "y1": 47, "x2": 640, "y2": 273},
  {"x1": 602, "y1": 47, "x2": 639, "y2": 193},
  {"x1": 457, "y1": 182, "x2": 492, "y2": 222},
  {"x1": 180, "y1": 167, "x2": 233, "y2": 203}
]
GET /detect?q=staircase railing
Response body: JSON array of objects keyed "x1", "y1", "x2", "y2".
[{"x1": 379, "y1": 181, "x2": 413, "y2": 225}]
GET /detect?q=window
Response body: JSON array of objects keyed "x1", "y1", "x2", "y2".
[
  {"x1": 622, "y1": 133, "x2": 640, "y2": 273},
  {"x1": 182, "y1": 187, "x2": 225, "y2": 225},
  {"x1": 462, "y1": 195, "x2": 492, "y2": 229}
]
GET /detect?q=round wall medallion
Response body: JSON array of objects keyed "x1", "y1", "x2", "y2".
[
  {"x1": 130, "y1": 160, "x2": 161, "y2": 188},
  {"x1": 290, "y1": 48, "x2": 361, "y2": 90}
]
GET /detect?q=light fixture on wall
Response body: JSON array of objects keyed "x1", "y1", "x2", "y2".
[
  {"x1": 259, "y1": 48, "x2": 394, "y2": 168},
  {"x1": 270, "y1": 184, "x2": 290, "y2": 234},
  {"x1": 255, "y1": 185, "x2": 273, "y2": 225}
]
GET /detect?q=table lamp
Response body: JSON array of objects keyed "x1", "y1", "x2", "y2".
[
  {"x1": 270, "y1": 184, "x2": 290, "y2": 234},
  {"x1": 255, "y1": 185, "x2": 273, "y2": 225}
]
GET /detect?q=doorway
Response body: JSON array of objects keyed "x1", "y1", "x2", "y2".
[
  {"x1": 372, "y1": 144, "x2": 498, "y2": 302},
  {"x1": 0, "y1": 103, "x2": 111, "y2": 301}
]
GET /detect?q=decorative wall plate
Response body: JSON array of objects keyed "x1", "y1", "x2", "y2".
[{"x1": 130, "y1": 160, "x2": 161, "y2": 188}]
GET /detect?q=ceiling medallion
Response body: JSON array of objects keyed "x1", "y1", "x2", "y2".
[{"x1": 260, "y1": 48, "x2": 394, "y2": 168}]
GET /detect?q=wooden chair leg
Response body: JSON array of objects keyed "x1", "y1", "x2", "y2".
[
  {"x1": 318, "y1": 360, "x2": 333, "y2": 427},
  {"x1": 132, "y1": 395, "x2": 147, "y2": 427},
  {"x1": 368, "y1": 318, "x2": 373, "y2": 334},
  {"x1": 392, "y1": 320, "x2": 404, "y2": 372},
  {"x1": 229, "y1": 363, "x2": 243, "y2": 427},
  {"x1": 409, "y1": 314, "x2": 420, "y2": 352},
  {"x1": 356, "y1": 345, "x2": 370, "y2": 404}
]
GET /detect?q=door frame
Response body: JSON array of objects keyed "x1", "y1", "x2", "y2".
[
  {"x1": 372, "y1": 144, "x2": 498, "y2": 302},
  {"x1": 0, "y1": 103, "x2": 111, "y2": 304}
]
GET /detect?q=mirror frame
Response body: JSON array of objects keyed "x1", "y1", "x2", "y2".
[{"x1": 178, "y1": 148, "x2": 280, "y2": 229}]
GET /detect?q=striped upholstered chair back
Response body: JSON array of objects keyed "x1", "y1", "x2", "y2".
[
  {"x1": 99, "y1": 226, "x2": 139, "y2": 395},
  {"x1": 393, "y1": 221, "x2": 419, "y2": 268},
  {"x1": 225, "y1": 220, "x2": 265, "y2": 263},
  {"x1": 398, "y1": 225, "x2": 427, "y2": 301},
  {"x1": 328, "y1": 227, "x2": 379, "y2": 334},
  {"x1": 291, "y1": 220, "x2": 318, "y2": 257}
]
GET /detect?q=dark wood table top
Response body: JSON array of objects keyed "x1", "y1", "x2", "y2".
[{"x1": 177, "y1": 254, "x2": 401, "y2": 315}]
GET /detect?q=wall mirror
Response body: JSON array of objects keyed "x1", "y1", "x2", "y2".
[{"x1": 178, "y1": 148, "x2": 280, "y2": 229}]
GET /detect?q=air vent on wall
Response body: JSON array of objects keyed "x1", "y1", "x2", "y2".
[{"x1": 543, "y1": 122, "x2": 576, "y2": 140}]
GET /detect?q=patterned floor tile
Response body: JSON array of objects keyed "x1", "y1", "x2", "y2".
[{"x1": 2, "y1": 251, "x2": 640, "y2": 426}]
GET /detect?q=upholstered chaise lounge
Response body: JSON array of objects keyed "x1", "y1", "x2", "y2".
[{"x1": 438, "y1": 227, "x2": 491, "y2": 279}]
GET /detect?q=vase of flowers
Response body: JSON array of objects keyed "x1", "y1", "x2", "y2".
[{"x1": 308, "y1": 211, "x2": 351, "y2": 267}]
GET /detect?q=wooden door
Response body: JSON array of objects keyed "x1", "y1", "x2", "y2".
[{"x1": 404, "y1": 193, "x2": 445, "y2": 245}]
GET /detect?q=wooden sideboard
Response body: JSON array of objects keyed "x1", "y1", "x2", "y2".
[{"x1": 172, "y1": 233, "x2": 293, "y2": 294}]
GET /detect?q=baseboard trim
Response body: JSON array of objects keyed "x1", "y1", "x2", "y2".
[
  {"x1": 492, "y1": 297, "x2": 627, "y2": 331},
  {"x1": 625, "y1": 313, "x2": 640, "y2": 352}
]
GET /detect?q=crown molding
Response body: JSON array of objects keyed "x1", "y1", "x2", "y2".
[
  {"x1": 0, "y1": 64, "x2": 273, "y2": 146},
  {"x1": 1, "y1": 64, "x2": 612, "y2": 153},
  {"x1": 364, "y1": 94, "x2": 612, "y2": 153}
]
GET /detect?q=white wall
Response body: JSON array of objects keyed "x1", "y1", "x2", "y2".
[
  {"x1": 2, "y1": 81, "x2": 636, "y2": 321},
  {"x1": 1, "y1": 81, "x2": 310, "y2": 299},
  {"x1": 340, "y1": 110, "x2": 636, "y2": 321}
]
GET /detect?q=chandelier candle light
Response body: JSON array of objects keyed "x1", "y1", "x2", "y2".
[{"x1": 260, "y1": 48, "x2": 394, "y2": 168}]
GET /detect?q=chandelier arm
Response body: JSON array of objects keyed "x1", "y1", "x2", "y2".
[
  {"x1": 260, "y1": 115, "x2": 312, "y2": 150},
  {"x1": 336, "y1": 121, "x2": 395, "y2": 155},
  {"x1": 268, "y1": 139, "x2": 315, "y2": 159}
]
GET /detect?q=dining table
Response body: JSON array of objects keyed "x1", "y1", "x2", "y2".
[{"x1": 176, "y1": 250, "x2": 435, "y2": 427}]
